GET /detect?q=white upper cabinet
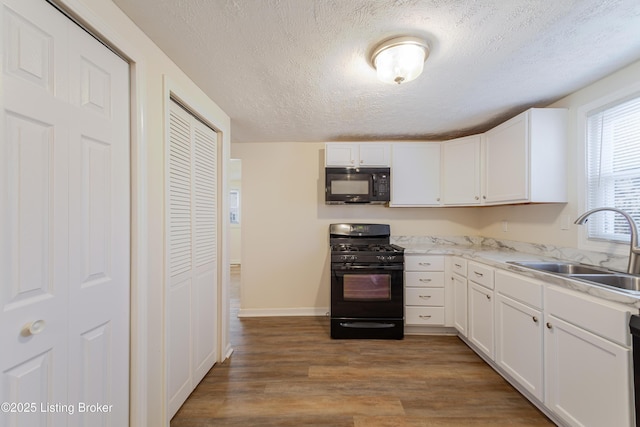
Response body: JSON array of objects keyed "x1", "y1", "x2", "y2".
[
  {"x1": 325, "y1": 143, "x2": 390, "y2": 167},
  {"x1": 483, "y1": 108, "x2": 567, "y2": 205},
  {"x1": 442, "y1": 134, "x2": 482, "y2": 205},
  {"x1": 359, "y1": 143, "x2": 391, "y2": 166},
  {"x1": 390, "y1": 143, "x2": 441, "y2": 206}
]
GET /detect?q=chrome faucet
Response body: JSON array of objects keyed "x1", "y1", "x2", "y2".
[{"x1": 574, "y1": 207, "x2": 640, "y2": 275}]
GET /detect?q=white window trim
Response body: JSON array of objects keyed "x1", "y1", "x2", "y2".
[{"x1": 576, "y1": 81, "x2": 640, "y2": 255}]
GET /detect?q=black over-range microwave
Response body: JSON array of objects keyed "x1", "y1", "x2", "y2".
[{"x1": 325, "y1": 167, "x2": 391, "y2": 204}]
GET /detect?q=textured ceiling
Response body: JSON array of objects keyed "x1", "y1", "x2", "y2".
[{"x1": 112, "y1": 0, "x2": 640, "y2": 143}]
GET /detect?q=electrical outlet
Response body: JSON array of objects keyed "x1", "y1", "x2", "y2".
[{"x1": 560, "y1": 215, "x2": 571, "y2": 230}]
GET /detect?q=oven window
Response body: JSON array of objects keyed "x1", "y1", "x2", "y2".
[
  {"x1": 343, "y1": 274, "x2": 391, "y2": 301},
  {"x1": 331, "y1": 179, "x2": 369, "y2": 195}
]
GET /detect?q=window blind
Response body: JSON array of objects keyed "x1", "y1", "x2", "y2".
[{"x1": 586, "y1": 95, "x2": 640, "y2": 242}]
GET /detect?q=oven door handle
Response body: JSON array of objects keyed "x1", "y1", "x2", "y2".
[
  {"x1": 336, "y1": 264, "x2": 403, "y2": 271},
  {"x1": 340, "y1": 321, "x2": 396, "y2": 329}
]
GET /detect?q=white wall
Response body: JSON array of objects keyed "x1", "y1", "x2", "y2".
[
  {"x1": 478, "y1": 59, "x2": 640, "y2": 247},
  {"x1": 233, "y1": 59, "x2": 640, "y2": 315},
  {"x1": 55, "y1": 1, "x2": 231, "y2": 426},
  {"x1": 231, "y1": 142, "x2": 480, "y2": 314}
]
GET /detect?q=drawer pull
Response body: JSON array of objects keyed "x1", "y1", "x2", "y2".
[
  {"x1": 546, "y1": 322, "x2": 552, "y2": 329},
  {"x1": 454, "y1": 263, "x2": 462, "y2": 268},
  {"x1": 419, "y1": 278, "x2": 432, "y2": 283},
  {"x1": 532, "y1": 316, "x2": 538, "y2": 323},
  {"x1": 419, "y1": 262, "x2": 431, "y2": 266},
  {"x1": 474, "y1": 271, "x2": 484, "y2": 277},
  {"x1": 419, "y1": 315, "x2": 432, "y2": 319},
  {"x1": 419, "y1": 295, "x2": 432, "y2": 299}
]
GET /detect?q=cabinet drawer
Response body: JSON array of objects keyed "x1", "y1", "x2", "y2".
[
  {"x1": 406, "y1": 288, "x2": 445, "y2": 306},
  {"x1": 406, "y1": 307, "x2": 445, "y2": 325},
  {"x1": 405, "y1": 256, "x2": 445, "y2": 271},
  {"x1": 451, "y1": 257, "x2": 467, "y2": 277},
  {"x1": 495, "y1": 270, "x2": 543, "y2": 309},
  {"x1": 405, "y1": 272, "x2": 444, "y2": 288},
  {"x1": 467, "y1": 261, "x2": 494, "y2": 289},
  {"x1": 546, "y1": 285, "x2": 632, "y2": 347}
]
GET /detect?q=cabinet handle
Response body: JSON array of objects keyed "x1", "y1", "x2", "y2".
[
  {"x1": 437, "y1": 198, "x2": 441, "y2": 202},
  {"x1": 419, "y1": 295, "x2": 432, "y2": 299},
  {"x1": 474, "y1": 271, "x2": 484, "y2": 277},
  {"x1": 546, "y1": 322, "x2": 552, "y2": 329},
  {"x1": 419, "y1": 278, "x2": 432, "y2": 283},
  {"x1": 486, "y1": 294, "x2": 491, "y2": 300},
  {"x1": 475, "y1": 196, "x2": 479, "y2": 200},
  {"x1": 532, "y1": 316, "x2": 538, "y2": 323},
  {"x1": 419, "y1": 262, "x2": 431, "y2": 266},
  {"x1": 483, "y1": 195, "x2": 487, "y2": 199},
  {"x1": 419, "y1": 315, "x2": 432, "y2": 319},
  {"x1": 454, "y1": 263, "x2": 462, "y2": 268}
]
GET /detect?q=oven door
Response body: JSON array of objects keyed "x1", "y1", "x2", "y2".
[{"x1": 331, "y1": 263, "x2": 404, "y2": 318}]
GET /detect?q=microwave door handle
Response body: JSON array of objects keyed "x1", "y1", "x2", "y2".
[{"x1": 371, "y1": 174, "x2": 377, "y2": 197}]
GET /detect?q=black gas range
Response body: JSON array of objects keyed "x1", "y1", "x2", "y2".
[{"x1": 329, "y1": 224, "x2": 405, "y2": 339}]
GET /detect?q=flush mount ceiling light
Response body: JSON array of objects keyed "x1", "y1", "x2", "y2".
[{"x1": 371, "y1": 36, "x2": 429, "y2": 85}]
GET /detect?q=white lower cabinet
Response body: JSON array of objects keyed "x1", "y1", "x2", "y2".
[
  {"x1": 457, "y1": 263, "x2": 635, "y2": 427},
  {"x1": 468, "y1": 281, "x2": 495, "y2": 359},
  {"x1": 404, "y1": 255, "x2": 446, "y2": 326},
  {"x1": 544, "y1": 286, "x2": 633, "y2": 427},
  {"x1": 452, "y1": 273, "x2": 468, "y2": 336},
  {"x1": 450, "y1": 257, "x2": 468, "y2": 336},
  {"x1": 495, "y1": 271, "x2": 544, "y2": 401}
]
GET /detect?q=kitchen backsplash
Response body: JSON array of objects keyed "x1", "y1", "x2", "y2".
[{"x1": 391, "y1": 235, "x2": 630, "y2": 273}]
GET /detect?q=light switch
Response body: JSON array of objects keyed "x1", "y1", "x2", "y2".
[{"x1": 501, "y1": 220, "x2": 508, "y2": 232}]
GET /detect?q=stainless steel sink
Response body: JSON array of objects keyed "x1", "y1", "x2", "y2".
[
  {"x1": 508, "y1": 261, "x2": 613, "y2": 275},
  {"x1": 508, "y1": 261, "x2": 640, "y2": 294},
  {"x1": 570, "y1": 274, "x2": 640, "y2": 292}
]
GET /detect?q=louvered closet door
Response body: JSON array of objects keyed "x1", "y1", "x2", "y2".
[{"x1": 167, "y1": 100, "x2": 218, "y2": 418}]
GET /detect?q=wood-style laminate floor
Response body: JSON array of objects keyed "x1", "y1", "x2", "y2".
[{"x1": 170, "y1": 266, "x2": 555, "y2": 427}]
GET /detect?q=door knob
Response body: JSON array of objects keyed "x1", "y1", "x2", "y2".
[{"x1": 22, "y1": 320, "x2": 46, "y2": 336}]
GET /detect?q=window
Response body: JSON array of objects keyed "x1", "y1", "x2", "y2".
[
  {"x1": 585, "y1": 94, "x2": 640, "y2": 243},
  {"x1": 229, "y1": 190, "x2": 240, "y2": 225}
]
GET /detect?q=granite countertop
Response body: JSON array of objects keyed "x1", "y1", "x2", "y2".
[{"x1": 392, "y1": 236, "x2": 640, "y2": 310}]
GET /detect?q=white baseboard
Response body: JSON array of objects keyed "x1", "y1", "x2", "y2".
[
  {"x1": 237, "y1": 307, "x2": 330, "y2": 317},
  {"x1": 223, "y1": 344, "x2": 234, "y2": 361}
]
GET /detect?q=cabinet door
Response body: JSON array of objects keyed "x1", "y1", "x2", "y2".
[
  {"x1": 359, "y1": 143, "x2": 390, "y2": 166},
  {"x1": 484, "y1": 112, "x2": 528, "y2": 204},
  {"x1": 325, "y1": 143, "x2": 358, "y2": 166},
  {"x1": 390, "y1": 143, "x2": 441, "y2": 206},
  {"x1": 452, "y1": 274, "x2": 467, "y2": 336},
  {"x1": 545, "y1": 314, "x2": 633, "y2": 427},
  {"x1": 495, "y1": 294, "x2": 543, "y2": 400},
  {"x1": 468, "y1": 281, "x2": 494, "y2": 359},
  {"x1": 442, "y1": 135, "x2": 481, "y2": 205}
]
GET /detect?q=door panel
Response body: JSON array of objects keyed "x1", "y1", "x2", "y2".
[
  {"x1": 67, "y1": 14, "x2": 129, "y2": 427},
  {"x1": 167, "y1": 100, "x2": 219, "y2": 418}
]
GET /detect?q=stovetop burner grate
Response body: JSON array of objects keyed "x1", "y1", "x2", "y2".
[{"x1": 330, "y1": 243, "x2": 403, "y2": 253}]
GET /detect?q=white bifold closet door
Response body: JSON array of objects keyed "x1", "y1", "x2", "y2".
[{"x1": 167, "y1": 99, "x2": 218, "y2": 418}]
